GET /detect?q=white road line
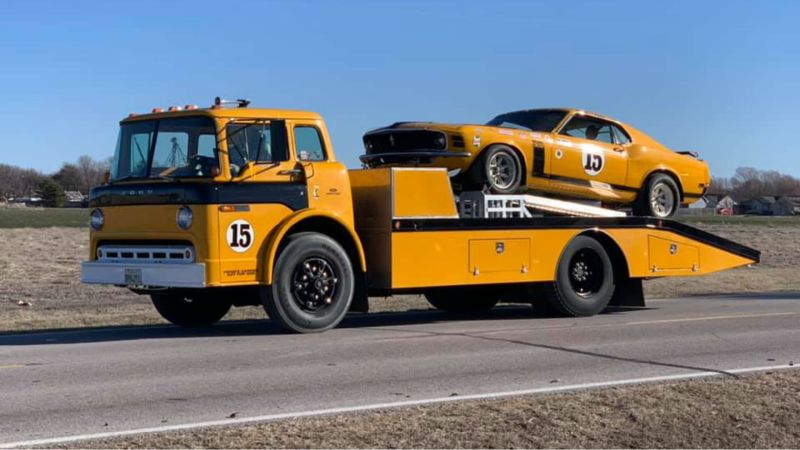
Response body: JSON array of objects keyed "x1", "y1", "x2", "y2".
[{"x1": 2, "y1": 363, "x2": 797, "y2": 448}]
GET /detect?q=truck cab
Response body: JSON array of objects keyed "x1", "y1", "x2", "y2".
[{"x1": 83, "y1": 100, "x2": 367, "y2": 330}]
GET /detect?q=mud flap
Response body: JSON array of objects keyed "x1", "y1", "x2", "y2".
[
  {"x1": 609, "y1": 277, "x2": 645, "y2": 307},
  {"x1": 348, "y1": 271, "x2": 369, "y2": 313}
]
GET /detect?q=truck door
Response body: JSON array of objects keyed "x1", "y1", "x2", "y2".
[
  {"x1": 550, "y1": 115, "x2": 628, "y2": 192},
  {"x1": 290, "y1": 121, "x2": 352, "y2": 215}
]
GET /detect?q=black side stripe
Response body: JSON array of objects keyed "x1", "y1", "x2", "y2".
[
  {"x1": 90, "y1": 182, "x2": 308, "y2": 210},
  {"x1": 392, "y1": 217, "x2": 760, "y2": 263}
]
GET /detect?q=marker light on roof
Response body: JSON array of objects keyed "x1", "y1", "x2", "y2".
[
  {"x1": 128, "y1": 113, "x2": 137, "y2": 118},
  {"x1": 168, "y1": 106, "x2": 182, "y2": 112},
  {"x1": 184, "y1": 104, "x2": 198, "y2": 110},
  {"x1": 152, "y1": 107, "x2": 163, "y2": 113}
]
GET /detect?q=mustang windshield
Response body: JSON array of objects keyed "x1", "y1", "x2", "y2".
[
  {"x1": 110, "y1": 117, "x2": 218, "y2": 182},
  {"x1": 486, "y1": 110, "x2": 567, "y2": 132}
]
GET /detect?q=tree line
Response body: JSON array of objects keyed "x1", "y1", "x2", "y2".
[
  {"x1": 710, "y1": 167, "x2": 800, "y2": 201},
  {"x1": 0, "y1": 156, "x2": 110, "y2": 207}
]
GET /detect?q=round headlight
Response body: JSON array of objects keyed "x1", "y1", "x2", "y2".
[
  {"x1": 90, "y1": 209, "x2": 104, "y2": 231},
  {"x1": 176, "y1": 206, "x2": 193, "y2": 230},
  {"x1": 435, "y1": 135, "x2": 446, "y2": 149}
]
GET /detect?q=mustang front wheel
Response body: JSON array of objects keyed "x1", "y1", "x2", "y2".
[{"x1": 480, "y1": 145, "x2": 523, "y2": 194}]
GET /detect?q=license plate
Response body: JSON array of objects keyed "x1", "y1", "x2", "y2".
[{"x1": 124, "y1": 268, "x2": 142, "y2": 285}]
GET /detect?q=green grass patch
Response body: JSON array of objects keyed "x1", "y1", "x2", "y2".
[{"x1": 0, "y1": 208, "x2": 88, "y2": 228}]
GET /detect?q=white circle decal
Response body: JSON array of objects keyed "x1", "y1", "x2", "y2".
[
  {"x1": 582, "y1": 149, "x2": 605, "y2": 176},
  {"x1": 226, "y1": 220, "x2": 254, "y2": 253}
]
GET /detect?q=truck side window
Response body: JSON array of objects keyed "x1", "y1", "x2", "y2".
[
  {"x1": 226, "y1": 120, "x2": 289, "y2": 167},
  {"x1": 294, "y1": 126, "x2": 326, "y2": 161}
]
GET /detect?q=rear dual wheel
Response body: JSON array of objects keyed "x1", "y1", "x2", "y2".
[{"x1": 543, "y1": 235, "x2": 616, "y2": 317}]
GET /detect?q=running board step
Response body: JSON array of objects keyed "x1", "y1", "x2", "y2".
[{"x1": 523, "y1": 195, "x2": 626, "y2": 218}]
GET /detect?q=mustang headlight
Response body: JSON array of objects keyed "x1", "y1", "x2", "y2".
[
  {"x1": 90, "y1": 209, "x2": 104, "y2": 231},
  {"x1": 434, "y1": 135, "x2": 446, "y2": 149},
  {"x1": 176, "y1": 206, "x2": 193, "y2": 230}
]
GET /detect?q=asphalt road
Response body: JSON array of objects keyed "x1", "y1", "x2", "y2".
[{"x1": 1, "y1": 293, "x2": 799, "y2": 445}]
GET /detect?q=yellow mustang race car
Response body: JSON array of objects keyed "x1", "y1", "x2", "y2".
[{"x1": 361, "y1": 108, "x2": 710, "y2": 218}]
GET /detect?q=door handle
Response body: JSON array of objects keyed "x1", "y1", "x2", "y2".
[
  {"x1": 613, "y1": 147, "x2": 625, "y2": 153},
  {"x1": 278, "y1": 168, "x2": 303, "y2": 176}
]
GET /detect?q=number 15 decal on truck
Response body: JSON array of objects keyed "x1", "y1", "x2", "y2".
[{"x1": 227, "y1": 220, "x2": 254, "y2": 253}]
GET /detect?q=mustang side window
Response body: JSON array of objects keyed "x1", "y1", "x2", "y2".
[
  {"x1": 560, "y1": 117, "x2": 614, "y2": 144},
  {"x1": 612, "y1": 125, "x2": 631, "y2": 145},
  {"x1": 294, "y1": 126, "x2": 326, "y2": 161}
]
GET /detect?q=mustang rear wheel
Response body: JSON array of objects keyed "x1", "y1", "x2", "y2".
[
  {"x1": 479, "y1": 145, "x2": 523, "y2": 194},
  {"x1": 633, "y1": 174, "x2": 680, "y2": 218}
]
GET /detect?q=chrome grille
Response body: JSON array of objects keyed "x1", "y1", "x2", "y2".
[{"x1": 96, "y1": 245, "x2": 196, "y2": 264}]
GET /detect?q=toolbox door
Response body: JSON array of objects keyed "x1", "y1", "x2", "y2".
[{"x1": 468, "y1": 238, "x2": 531, "y2": 275}]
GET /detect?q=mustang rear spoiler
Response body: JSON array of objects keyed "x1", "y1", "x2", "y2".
[{"x1": 677, "y1": 150, "x2": 701, "y2": 159}]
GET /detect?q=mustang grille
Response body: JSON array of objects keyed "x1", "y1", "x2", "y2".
[{"x1": 364, "y1": 130, "x2": 447, "y2": 154}]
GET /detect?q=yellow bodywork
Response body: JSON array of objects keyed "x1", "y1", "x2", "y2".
[
  {"x1": 365, "y1": 109, "x2": 710, "y2": 205},
  {"x1": 88, "y1": 107, "x2": 750, "y2": 298},
  {"x1": 350, "y1": 168, "x2": 755, "y2": 291}
]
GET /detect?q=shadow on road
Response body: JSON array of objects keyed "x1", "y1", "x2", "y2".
[{"x1": 0, "y1": 304, "x2": 650, "y2": 346}]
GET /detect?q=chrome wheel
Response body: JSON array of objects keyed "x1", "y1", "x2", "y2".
[
  {"x1": 649, "y1": 182, "x2": 675, "y2": 217},
  {"x1": 291, "y1": 257, "x2": 339, "y2": 313},
  {"x1": 488, "y1": 152, "x2": 518, "y2": 191}
]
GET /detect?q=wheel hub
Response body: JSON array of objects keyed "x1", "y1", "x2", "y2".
[
  {"x1": 488, "y1": 152, "x2": 517, "y2": 190},
  {"x1": 567, "y1": 249, "x2": 604, "y2": 298},
  {"x1": 292, "y1": 257, "x2": 338, "y2": 312},
  {"x1": 650, "y1": 183, "x2": 675, "y2": 217}
]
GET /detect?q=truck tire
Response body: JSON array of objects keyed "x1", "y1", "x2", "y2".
[
  {"x1": 479, "y1": 145, "x2": 524, "y2": 195},
  {"x1": 150, "y1": 292, "x2": 232, "y2": 327},
  {"x1": 543, "y1": 235, "x2": 616, "y2": 317},
  {"x1": 262, "y1": 232, "x2": 354, "y2": 333},
  {"x1": 425, "y1": 287, "x2": 499, "y2": 313},
  {"x1": 632, "y1": 173, "x2": 679, "y2": 218}
]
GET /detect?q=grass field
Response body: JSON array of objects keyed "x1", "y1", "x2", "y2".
[
  {"x1": 0, "y1": 207, "x2": 88, "y2": 228},
  {"x1": 72, "y1": 369, "x2": 800, "y2": 449}
]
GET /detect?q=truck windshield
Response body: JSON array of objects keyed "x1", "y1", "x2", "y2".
[
  {"x1": 110, "y1": 117, "x2": 218, "y2": 182},
  {"x1": 486, "y1": 110, "x2": 567, "y2": 132}
]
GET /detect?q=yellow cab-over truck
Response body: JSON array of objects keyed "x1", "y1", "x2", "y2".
[{"x1": 81, "y1": 99, "x2": 759, "y2": 333}]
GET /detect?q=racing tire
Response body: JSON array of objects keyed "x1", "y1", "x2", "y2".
[
  {"x1": 543, "y1": 235, "x2": 616, "y2": 317},
  {"x1": 425, "y1": 287, "x2": 499, "y2": 313},
  {"x1": 632, "y1": 173, "x2": 680, "y2": 218},
  {"x1": 262, "y1": 232, "x2": 354, "y2": 333},
  {"x1": 150, "y1": 292, "x2": 232, "y2": 327},
  {"x1": 478, "y1": 145, "x2": 524, "y2": 195}
]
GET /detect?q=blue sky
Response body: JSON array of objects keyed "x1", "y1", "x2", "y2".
[{"x1": 1, "y1": 0, "x2": 798, "y2": 177}]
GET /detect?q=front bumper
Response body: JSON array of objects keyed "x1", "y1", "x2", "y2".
[{"x1": 81, "y1": 261, "x2": 206, "y2": 288}]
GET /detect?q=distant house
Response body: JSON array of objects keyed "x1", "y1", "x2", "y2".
[
  {"x1": 740, "y1": 197, "x2": 776, "y2": 215},
  {"x1": 773, "y1": 196, "x2": 799, "y2": 216},
  {"x1": 64, "y1": 191, "x2": 86, "y2": 208}
]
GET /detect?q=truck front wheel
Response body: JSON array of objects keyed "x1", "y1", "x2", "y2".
[
  {"x1": 262, "y1": 232, "x2": 354, "y2": 333},
  {"x1": 150, "y1": 292, "x2": 232, "y2": 327},
  {"x1": 543, "y1": 235, "x2": 616, "y2": 317}
]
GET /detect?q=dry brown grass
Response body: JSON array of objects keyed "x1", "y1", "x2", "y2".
[
  {"x1": 1, "y1": 222, "x2": 798, "y2": 333},
  {"x1": 71, "y1": 369, "x2": 800, "y2": 449}
]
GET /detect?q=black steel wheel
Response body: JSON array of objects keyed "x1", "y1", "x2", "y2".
[
  {"x1": 543, "y1": 235, "x2": 616, "y2": 317},
  {"x1": 633, "y1": 173, "x2": 680, "y2": 218},
  {"x1": 150, "y1": 292, "x2": 232, "y2": 327},
  {"x1": 262, "y1": 232, "x2": 354, "y2": 333}
]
